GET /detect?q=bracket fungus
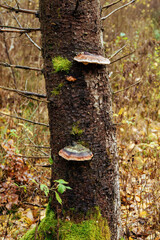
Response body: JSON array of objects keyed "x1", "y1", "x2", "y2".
[
  {"x1": 74, "y1": 52, "x2": 110, "y2": 65},
  {"x1": 58, "y1": 143, "x2": 93, "y2": 161}
]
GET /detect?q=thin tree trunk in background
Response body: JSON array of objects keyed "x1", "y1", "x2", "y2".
[{"x1": 39, "y1": 0, "x2": 121, "y2": 239}]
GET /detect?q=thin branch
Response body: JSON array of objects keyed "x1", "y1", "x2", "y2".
[
  {"x1": 15, "y1": 0, "x2": 20, "y2": 9},
  {"x1": 0, "y1": 85, "x2": 46, "y2": 98},
  {"x1": 110, "y1": 51, "x2": 135, "y2": 64},
  {"x1": 18, "y1": 94, "x2": 48, "y2": 103},
  {"x1": 102, "y1": 0, "x2": 122, "y2": 11},
  {"x1": 13, "y1": 15, "x2": 41, "y2": 51},
  {"x1": 0, "y1": 28, "x2": 40, "y2": 33},
  {"x1": 24, "y1": 144, "x2": 50, "y2": 149},
  {"x1": 113, "y1": 80, "x2": 141, "y2": 94},
  {"x1": 2, "y1": 213, "x2": 11, "y2": 239},
  {"x1": 0, "y1": 25, "x2": 40, "y2": 31},
  {"x1": 109, "y1": 45, "x2": 126, "y2": 59},
  {"x1": 13, "y1": 154, "x2": 49, "y2": 159},
  {"x1": 101, "y1": 0, "x2": 136, "y2": 20},
  {"x1": 0, "y1": 62, "x2": 42, "y2": 71},
  {"x1": 0, "y1": 86, "x2": 48, "y2": 103},
  {"x1": 0, "y1": 4, "x2": 38, "y2": 16},
  {"x1": 26, "y1": 132, "x2": 49, "y2": 156},
  {"x1": 0, "y1": 112, "x2": 49, "y2": 127},
  {"x1": 23, "y1": 202, "x2": 46, "y2": 208},
  {"x1": 0, "y1": 27, "x2": 40, "y2": 34},
  {"x1": 0, "y1": 18, "x2": 17, "y2": 88},
  {"x1": 35, "y1": 164, "x2": 52, "y2": 168}
]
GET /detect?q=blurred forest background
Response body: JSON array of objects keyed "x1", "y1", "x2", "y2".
[{"x1": 0, "y1": 0, "x2": 159, "y2": 239}]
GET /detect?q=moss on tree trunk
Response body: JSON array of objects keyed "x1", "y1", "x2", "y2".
[{"x1": 20, "y1": 205, "x2": 111, "y2": 240}]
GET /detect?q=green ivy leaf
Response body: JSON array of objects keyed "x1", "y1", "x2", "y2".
[
  {"x1": 57, "y1": 184, "x2": 66, "y2": 194},
  {"x1": 49, "y1": 157, "x2": 53, "y2": 164},
  {"x1": 65, "y1": 186, "x2": 72, "y2": 190},
  {"x1": 54, "y1": 179, "x2": 69, "y2": 185},
  {"x1": 40, "y1": 184, "x2": 49, "y2": 196},
  {"x1": 55, "y1": 191, "x2": 62, "y2": 205}
]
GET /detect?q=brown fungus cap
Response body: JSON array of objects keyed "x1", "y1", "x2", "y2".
[
  {"x1": 74, "y1": 52, "x2": 110, "y2": 65},
  {"x1": 58, "y1": 143, "x2": 93, "y2": 161},
  {"x1": 65, "y1": 75, "x2": 77, "y2": 82}
]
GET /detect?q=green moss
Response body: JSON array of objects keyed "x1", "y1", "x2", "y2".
[
  {"x1": 20, "y1": 227, "x2": 36, "y2": 240},
  {"x1": 20, "y1": 210, "x2": 57, "y2": 240},
  {"x1": 71, "y1": 123, "x2": 84, "y2": 136},
  {"x1": 51, "y1": 83, "x2": 64, "y2": 96},
  {"x1": 60, "y1": 218, "x2": 110, "y2": 240},
  {"x1": 37, "y1": 210, "x2": 57, "y2": 239},
  {"x1": 56, "y1": 8, "x2": 61, "y2": 18},
  {"x1": 20, "y1": 207, "x2": 111, "y2": 240},
  {"x1": 52, "y1": 56, "x2": 72, "y2": 73}
]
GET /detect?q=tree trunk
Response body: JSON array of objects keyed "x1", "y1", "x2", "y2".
[{"x1": 39, "y1": 0, "x2": 121, "y2": 239}]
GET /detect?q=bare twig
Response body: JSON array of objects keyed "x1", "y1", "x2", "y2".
[
  {"x1": 2, "y1": 213, "x2": 11, "y2": 239},
  {"x1": 0, "y1": 86, "x2": 48, "y2": 102},
  {"x1": 23, "y1": 202, "x2": 46, "y2": 208},
  {"x1": 0, "y1": 25, "x2": 39, "y2": 30},
  {"x1": 101, "y1": 0, "x2": 136, "y2": 20},
  {"x1": 18, "y1": 94, "x2": 48, "y2": 103},
  {"x1": 24, "y1": 144, "x2": 50, "y2": 149},
  {"x1": 26, "y1": 132, "x2": 49, "y2": 156},
  {"x1": 109, "y1": 45, "x2": 126, "y2": 59},
  {"x1": 0, "y1": 4, "x2": 38, "y2": 16},
  {"x1": 0, "y1": 62, "x2": 42, "y2": 71},
  {"x1": 0, "y1": 85, "x2": 46, "y2": 98},
  {"x1": 102, "y1": 0, "x2": 122, "y2": 11},
  {"x1": 0, "y1": 26, "x2": 40, "y2": 32},
  {"x1": 0, "y1": 28, "x2": 40, "y2": 33},
  {"x1": 110, "y1": 51, "x2": 135, "y2": 64},
  {"x1": 113, "y1": 79, "x2": 141, "y2": 94},
  {"x1": 0, "y1": 18, "x2": 17, "y2": 88},
  {"x1": 35, "y1": 164, "x2": 52, "y2": 168},
  {"x1": 13, "y1": 154, "x2": 50, "y2": 159},
  {"x1": 13, "y1": 15, "x2": 41, "y2": 51},
  {"x1": 15, "y1": 0, "x2": 20, "y2": 9},
  {"x1": 0, "y1": 112, "x2": 49, "y2": 127}
]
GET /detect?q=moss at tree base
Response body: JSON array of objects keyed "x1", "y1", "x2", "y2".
[{"x1": 20, "y1": 207, "x2": 111, "y2": 240}]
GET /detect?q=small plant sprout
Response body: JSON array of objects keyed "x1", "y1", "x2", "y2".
[
  {"x1": 40, "y1": 184, "x2": 49, "y2": 196},
  {"x1": 52, "y1": 56, "x2": 72, "y2": 73},
  {"x1": 31, "y1": 179, "x2": 50, "y2": 197},
  {"x1": 58, "y1": 142, "x2": 93, "y2": 161},
  {"x1": 9, "y1": 129, "x2": 18, "y2": 138},
  {"x1": 74, "y1": 52, "x2": 110, "y2": 65},
  {"x1": 32, "y1": 178, "x2": 71, "y2": 205},
  {"x1": 54, "y1": 179, "x2": 72, "y2": 205}
]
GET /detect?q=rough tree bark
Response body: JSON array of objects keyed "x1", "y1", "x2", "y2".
[{"x1": 39, "y1": 0, "x2": 121, "y2": 239}]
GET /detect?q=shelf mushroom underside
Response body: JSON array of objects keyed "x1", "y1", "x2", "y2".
[
  {"x1": 74, "y1": 52, "x2": 110, "y2": 65},
  {"x1": 59, "y1": 144, "x2": 93, "y2": 161}
]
